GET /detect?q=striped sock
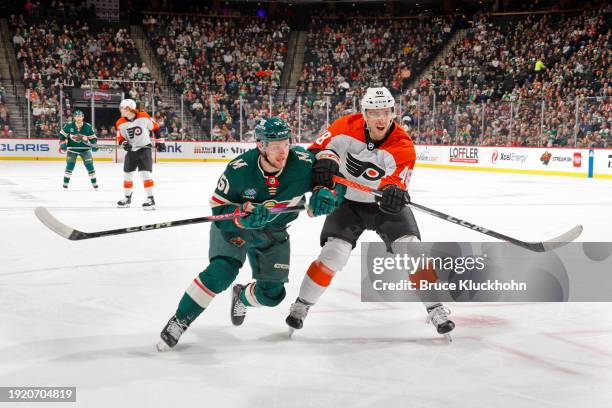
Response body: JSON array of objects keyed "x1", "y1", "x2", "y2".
[
  {"x1": 298, "y1": 260, "x2": 336, "y2": 305},
  {"x1": 177, "y1": 276, "x2": 217, "y2": 324},
  {"x1": 63, "y1": 170, "x2": 72, "y2": 186},
  {"x1": 240, "y1": 282, "x2": 263, "y2": 307}
]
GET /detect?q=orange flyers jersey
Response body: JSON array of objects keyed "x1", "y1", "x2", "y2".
[
  {"x1": 309, "y1": 113, "x2": 415, "y2": 203},
  {"x1": 115, "y1": 112, "x2": 160, "y2": 151}
]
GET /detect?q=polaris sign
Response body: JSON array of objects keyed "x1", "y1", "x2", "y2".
[
  {"x1": 0, "y1": 138, "x2": 117, "y2": 160},
  {"x1": 0, "y1": 143, "x2": 50, "y2": 152}
]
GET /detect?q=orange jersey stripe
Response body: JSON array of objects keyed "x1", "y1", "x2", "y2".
[
  {"x1": 309, "y1": 113, "x2": 416, "y2": 191},
  {"x1": 306, "y1": 260, "x2": 335, "y2": 287}
]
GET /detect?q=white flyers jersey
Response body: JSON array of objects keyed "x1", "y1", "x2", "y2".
[
  {"x1": 309, "y1": 113, "x2": 415, "y2": 203},
  {"x1": 115, "y1": 112, "x2": 160, "y2": 151}
]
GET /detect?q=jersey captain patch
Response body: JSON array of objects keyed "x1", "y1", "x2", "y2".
[{"x1": 345, "y1": 152, "x2": 385, "y2": 181}]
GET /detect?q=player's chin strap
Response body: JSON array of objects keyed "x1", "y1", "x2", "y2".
[{"x1": 331, "y1": 176, "x2": 582, "y2": 253}]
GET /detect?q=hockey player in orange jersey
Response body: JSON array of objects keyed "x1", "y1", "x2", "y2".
[
  {"x1": 285, "y1": 87, "x2": 455, "y2": 339},
  {"x1": 115, "y1": 99, "x2": 160, "y2": 210}
]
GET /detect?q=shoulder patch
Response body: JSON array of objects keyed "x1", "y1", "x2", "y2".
[
  {"x1": 294, "y1": 150, "x2": 313, "y2": 163},
  {"x1": 230, "y1": 158, "x2": 248, "y2": 170}
]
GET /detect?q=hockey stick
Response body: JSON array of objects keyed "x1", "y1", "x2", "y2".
[
  {"x1": 332, "y1": 176, "x2": 582, "y2": 252},
  {"x1": 34, "y1": 205, "x2": 305, "y2": 241},
  {"x1": 67, "y1": 145, "x2": 117, "y2": 150},
  {"x1": 66, "y1": 144, "x2": 153, "y2": 150}
]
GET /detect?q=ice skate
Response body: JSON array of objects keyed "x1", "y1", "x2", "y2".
[
  {"x1": 62, "y1": 183, "x2": 68, "y2": 189},
  {"x1": 92, "y1": 184, "x2": 99, "y2": 191},
  {"x1": 157, "y1": 314, "x2": 189, "y2": 352},
  {"x1": 142, "y1": 196, "x2": 156, "y2": 211},
  {"x1": 286, "y1": 297, "x2": 312, "y2": 336},
  {"x1": 117, "y1": 194, "x2": 132, "y2": 208},
  {"x1": 231, "y1": 284, "x2": 247, "y2": 326},
  {"x1": 426, "y1": 303, "x2": 455, "y2": 342}
]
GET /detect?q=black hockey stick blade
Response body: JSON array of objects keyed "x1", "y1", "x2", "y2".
[
  {"x1": 331, "y1": 176, "x2": 583, "y2": 253},
  {"x1": 34, "y1": 205, "x2": 306, "y2": 241},
  {"x1": 409, "y1": 202, "x2": 583, "y2": 252}
]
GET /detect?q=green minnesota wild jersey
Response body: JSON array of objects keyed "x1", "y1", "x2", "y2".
[
  {"x1": 210, "y1": 146, "x2": 314, "y2": 233},
  {"x1": 59, "y1": 122, "x2": 97, "y2": 149}
]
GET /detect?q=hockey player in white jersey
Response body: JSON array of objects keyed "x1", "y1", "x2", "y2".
[
  {"x1": 285, "y1": 87, "x2": 455, "y2": 339},
  {"x1": 115, "y1": 99, "x2": 160, "y2": 210}
]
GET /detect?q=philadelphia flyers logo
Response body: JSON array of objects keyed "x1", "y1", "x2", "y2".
[
  {"x1": 126, "y1": 126, "x2": 143, "y2": 139},
  {"x1": 345, "y1": 152, "x2": 385, "y2": 181}
]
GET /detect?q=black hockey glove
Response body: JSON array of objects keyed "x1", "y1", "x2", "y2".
[
  {"x1": 121, "y1": 140, "x2": 132, "y2": 151},
  {"x1": 376, "y1": 184, "x2": 410, "y2": 215},
  {"x1": 312, "y1": 150, "x2": 340, "y2": 189}
]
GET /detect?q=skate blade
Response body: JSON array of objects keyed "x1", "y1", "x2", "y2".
[
  {"x1": 443, "y1": 333, "x2": 452, "y2": 343},
  {"x1": 156, "y1": 340, "x2": 172, "y2": 352},
  {"x1": 288, "y1": 327, "x2": 296, "y2": 338},
  {"x1": 117, "y1": 204, "x2": 130, "y2": 208},
  {"x1": 143, "y1": 206, "x2": 156, "y2": 211}
]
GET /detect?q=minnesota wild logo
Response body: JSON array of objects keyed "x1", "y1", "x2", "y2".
[
  {"x1": 229, "y1": 236, "x2": 246, "y2": 247},
  {"x1": 261, "y1": 200, "x2": 290, "y2": 209},
  {"x1": 265, "y1": 176, "x2": 279, "y2": 187}
]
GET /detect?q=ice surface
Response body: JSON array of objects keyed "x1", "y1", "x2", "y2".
[{"x1": 1, "y1": 161, "x2": 611, "y2": 408}]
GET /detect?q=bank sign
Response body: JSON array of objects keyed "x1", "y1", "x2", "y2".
[{"x1": 155, "y1": 141, "x2": 257, "y2": 161}]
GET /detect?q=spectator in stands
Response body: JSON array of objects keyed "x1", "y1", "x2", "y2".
[
  {"x1": 292, "y1": 15, "x2": 455, "y2": 141},
  {"x1": 415, "y1": 9, "x2": 610, "y2": 147},
  {"x1": 9, "y1": 10, "x2": 181, "y2": 137},
  {"x1": 0, "y1": 104, "x2": 9, "y2": 128},
  {"x1": 147, "y1": 14, "x2": 289, "y2": 139},
  {"x1": 1, "y1": 125, "x2": 13, "y2": 137}
]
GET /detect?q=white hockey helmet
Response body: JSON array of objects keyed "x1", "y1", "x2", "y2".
[
  {"x1": 360, "y1": 87, "x2": 395, "y2": 114},
  {"x1": 119, "y1": 98, "x2": 137, "y2": 111}
]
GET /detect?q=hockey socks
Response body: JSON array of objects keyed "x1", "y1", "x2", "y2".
[
  {"x1": 123, "y1": 171, "x2": 134, "y2": 196},
  {"x1": 176, "y1": 258, "x2": 240, "y2": 324},
  {"x1": 177, "y1": 276, "x2": 216, "y2": 325},
  {"x1": 63, "y1": 154, "x2": 77, "y2": 187},
  {"x1": 140, "y1": 171, "x2": 154, "y2": 197},
  {"x1": 83, "y1": 159, "x2": 97, "y2": 187},
  {"x1": 297, "y1": 260, "x2": 336, "y2": 305},
  {"x1": 239, "y1": 281, "x2": 285, "y2": 307}
]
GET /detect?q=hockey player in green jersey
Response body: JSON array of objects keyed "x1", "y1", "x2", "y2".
[
  {"x1": 58, "y1": 110, "x2": 98, "y2": 190},
  {"x1": 157, "y1": 117, "x2": 340, "y2": 351}
]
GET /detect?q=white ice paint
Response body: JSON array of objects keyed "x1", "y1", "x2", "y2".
[{"x1": 1, "y1": 161, "x2": 611, "y2": 408}]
